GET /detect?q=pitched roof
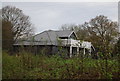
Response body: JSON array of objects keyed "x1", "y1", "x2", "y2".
[
  {"x1": 55, "y1": 30, "x2": 73, "y2": 37},
  {"x1": 33, "y1": 30, "x2": 73, "y2": 41},
  {"x1": 14, "y1": 30, "x2": 75, "y2": 45}
]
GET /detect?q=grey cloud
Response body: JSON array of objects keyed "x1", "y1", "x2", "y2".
[{"x1": 2, "y1": 2, "x2": 118, "y2": 34}]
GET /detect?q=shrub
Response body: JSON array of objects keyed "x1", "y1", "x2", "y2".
[{"x1": 2, "y1": 51, "x2": 119, "y2": 79}]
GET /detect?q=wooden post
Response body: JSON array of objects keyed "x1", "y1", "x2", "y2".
[
  {"x1": 70, "y1": 46, "x2": 72, "y2": 57},
  {"x1": 83, "y1": 48, "x2": 85, "y2": 55},
  {"x1": 77, "y1": 47, "x2": 79, "y2": 56},
  {"x1": 89, "y1": 48, "x2": 91, "y2": 56}
]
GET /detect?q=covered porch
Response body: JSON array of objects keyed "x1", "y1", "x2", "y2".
[{"x1": 59, "y1": 39, "x2": 93, "y2": 57}]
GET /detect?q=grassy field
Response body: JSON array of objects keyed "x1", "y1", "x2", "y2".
[{"x1": 2, "y1": 51, "x2": 120, "y2": 79}]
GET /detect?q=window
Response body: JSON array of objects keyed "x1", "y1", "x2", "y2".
[{"x1": 59, "y1": 37, "x2": 68, "y2": 39}]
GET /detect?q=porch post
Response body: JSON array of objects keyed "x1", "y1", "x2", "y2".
[
  {"x1": 70, "y1": 46, "x2": 72, "y2": 57},
  {"x1": 77, "y1": 47, "x2": 79, "y2": 56},
  {"x1": 89, "y1": 48, "x2": 91, "y2": 56},
  {"x1": 83, "y1": 48, "x2": 85, "y2": 55}
]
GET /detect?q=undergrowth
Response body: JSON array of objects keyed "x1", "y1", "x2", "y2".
[{"x1": 2, "y1": 51, "x2": 120, "y2": 79}]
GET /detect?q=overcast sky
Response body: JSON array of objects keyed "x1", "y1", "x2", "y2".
[{"x1": 2, "y1": 2, "x2": 118, "y2": 34}]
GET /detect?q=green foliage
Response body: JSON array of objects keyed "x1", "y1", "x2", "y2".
[
  {"x1": 3, "y1": 52, "x2": 23, "y2": 79},
  {"x1": 113, "y1": 38, "x2": 120, "y2": 56},
  {"x1": 2, "y1": 51, "x2": 119, "y2": 79}
]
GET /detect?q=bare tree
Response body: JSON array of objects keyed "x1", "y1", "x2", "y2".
[
  {"x1": 60, "y1": 24, "x2": 89, "y2": 40},
  {"x1": 2, "y1": 6, "x2": 34, "y2": 43},
  {"x1": 60, "y1": 24, "x2": 79, "y2": 32},
  {"x1": 82, "y1": 15, "x2": 119, "y2": 56}
]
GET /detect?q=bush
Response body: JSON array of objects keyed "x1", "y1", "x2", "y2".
[{"x1": 2, "y1": 51, "x2": 119, "y2": 79}]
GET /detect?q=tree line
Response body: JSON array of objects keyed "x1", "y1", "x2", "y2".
[{"x1": 2, "y1": 5, "x2": 120, "y2": 58}]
